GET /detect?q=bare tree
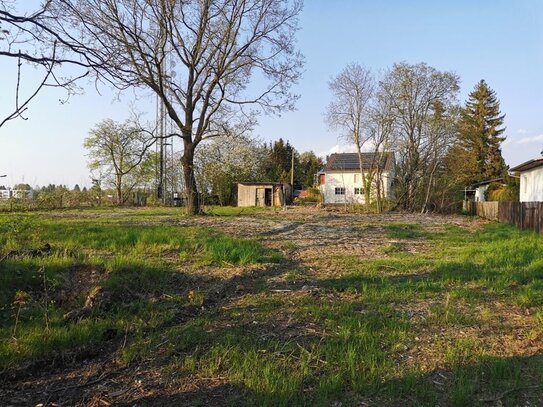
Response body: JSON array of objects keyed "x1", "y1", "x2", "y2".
[
  {"x1": 378, "y1": 62, "x2": 459, "y2": 211},
  {"x1": 0, "y1": 1, "x2": 94, "y2": 128},
  {"x1": 84, "y1": 119, "x2": 156, "y2": 205},
  {"x1": 326, "y1": 63, "x2": 374, "y2": 205},
  {"x1": 52, "y1": 0, "x2": 304, "y2": 215},
  {"x1": 367, "y1": 89, "x2": 395, "y2": 213},
  {"x1": 418, "y1": 102, "x2": 459, "y2": 213}
]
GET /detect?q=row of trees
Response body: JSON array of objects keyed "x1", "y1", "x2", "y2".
[
  {"x1": 84, "y1": 119, "x2": 323, "y2": 207},
  {"x1": 196, "y1": 137, "x2": 323, "y2": 205},
  {"x1": 326, "y1": 62, "x2": 509, "y2": 212},
  {"x1": 0, "y1": 183, "x2": 110, "y2": 210}
]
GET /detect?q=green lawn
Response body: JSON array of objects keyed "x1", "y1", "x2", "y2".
[{"x1": 1, "y1": 208, "x2": 542, "y2": 406}]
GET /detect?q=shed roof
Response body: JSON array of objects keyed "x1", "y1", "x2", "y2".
[
  {"x1": 510, "y1": 158, "x2": 543, "y2": 173},
  {"x1": 237, "y1": 182, "x2": 289, "y2": 186},
  {"x1": 469, "y1": 178, "x2": 504, "y2": 188},
  {"x1": 323, "y1": 152, "x2": 394, "y2": 172}
]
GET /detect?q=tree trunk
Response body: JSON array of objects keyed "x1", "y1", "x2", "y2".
[
  {"x1": 363, "y1": 173, "x2": 372, "y2": 208},
  {"x1": 116, "y1": 175, "x2": 123, "y2": 206},
  {"x1": 182, "y1": 142, "x2": 201, "y2": 215},
  {"x1": 355, "y1": 146, "x2": 369, "y2": 206},
  {"x1": 421, "y1": 159, "x2": 438, "y2": 214},
  {"x1": 375, "y1": 169, "x2": 383, "y2": 213}
]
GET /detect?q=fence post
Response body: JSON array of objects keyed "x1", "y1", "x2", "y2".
[{"x1": 537, "y1": 202, "x2": 543, "y2": 234}]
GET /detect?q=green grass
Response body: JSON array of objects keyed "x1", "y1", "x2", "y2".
[
  {"x1": 2, "y1": 209, "x2": 543, "y2": 406},
  {"x1": 0, "y1": 209, "x2": 279, "y2": 370},
  {"x1": 385, "y1": 223, "x2": 428, "y2": 239}
]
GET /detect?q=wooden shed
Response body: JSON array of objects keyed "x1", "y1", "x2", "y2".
[{"x1": 237, "y1": 182, "x2": 291, "y2": 207}]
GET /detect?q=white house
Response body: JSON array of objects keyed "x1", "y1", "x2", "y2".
[
  {"x1": 510, "y1": 157, "x2": 543, "y2": 202},
  {"x1": 318, "y1": 152, "x2": 395, "y2": 204}
]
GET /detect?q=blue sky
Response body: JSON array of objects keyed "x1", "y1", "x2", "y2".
[{"x1": 1, "y1": 0, "x2": 542, "y2": 187}]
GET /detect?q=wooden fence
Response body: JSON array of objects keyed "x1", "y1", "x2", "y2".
[{"x1": 464, "y1": 201, "x2": 543, "y2": 234}]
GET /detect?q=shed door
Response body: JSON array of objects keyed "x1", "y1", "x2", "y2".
[{"x1": 256, "y1": 188, "x2": 266, "y2": 207}]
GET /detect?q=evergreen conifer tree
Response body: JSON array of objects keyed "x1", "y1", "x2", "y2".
[{"x1": 459, "y1": 80, "x2": 507, "y2": 184}]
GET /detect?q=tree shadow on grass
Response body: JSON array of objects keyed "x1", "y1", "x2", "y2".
[
  {"x1": 3, "y1": 253, "x2": 542, "y2": 407},
  {"x1": 118, "y1": 382, "x2": 251, "y2": 407},
  {"x1": 115, "y1": 343, "x2": 543, "y2": 407},
  {"x1": 379, "y1": 353, "x2": 543, "y2": 407},
  {"x1": 0, "y1": 255, "x2": 302, "y2": 406}
]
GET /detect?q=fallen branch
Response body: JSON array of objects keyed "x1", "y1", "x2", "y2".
[{"x1": 50, "y1": 371, "x2": 110, "y2": 393}]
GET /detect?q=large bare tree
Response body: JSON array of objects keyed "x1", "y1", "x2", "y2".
[
  {"x1": 52, "y1": 0, "x2": 304, "y2": 214},
  {"x1": 326, "y1": 63, "x2": 374, "y2": 205}
]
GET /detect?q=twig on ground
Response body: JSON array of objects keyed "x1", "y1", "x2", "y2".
[{"x1": 50, "y1": 371, "x2": 111, "y2": 393}]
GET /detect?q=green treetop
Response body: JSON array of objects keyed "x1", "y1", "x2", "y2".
[{"x1": 459, "y1": 80, "x2": 507, "y2": 184}]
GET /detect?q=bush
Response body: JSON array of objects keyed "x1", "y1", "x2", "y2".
[{"x1": 486, "y1": 182, "x2": 519, "y2": 202}]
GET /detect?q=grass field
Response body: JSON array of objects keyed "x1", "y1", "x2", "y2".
[{"x1": 1, "y1": 207, "x2": 543, "y2": 406}]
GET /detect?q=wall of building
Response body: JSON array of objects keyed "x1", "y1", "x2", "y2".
[
  {"x1": 237, "y1": 184, "x2": 258, "y2": 207},
  {"x1": 319, "y1": 171, "x2": 393, "y2": 204},
  {"x1": 520, "y1": 167, "x2": 543, "y2": 202},
  {"x1": 0, "y1": 190, "x2": 34, "y2": 200},
  {"x1": 474, "y1": 184, "x2": 489, "y2": 202},
  {"x1": 237, "y1": 184, "x2": 290, "y2": 207}
]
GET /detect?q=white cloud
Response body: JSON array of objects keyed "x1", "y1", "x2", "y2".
[
  {"x1": 317, "y1": 143, "x2": 356, "y2": 158},
  {"x1": 517, "y1": 128, "x2": 529, "y2": 134},
  {"x1": 516, "y1": 134, "x2": 543, "y2": 144}
]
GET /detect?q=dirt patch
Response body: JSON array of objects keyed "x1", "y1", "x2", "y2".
[
  {"x1": 181, "y1": 208, "x2": 482, "y2": 262},
  {"x1": 55, "y1": 264, "x2": 106, "y2": 310}
]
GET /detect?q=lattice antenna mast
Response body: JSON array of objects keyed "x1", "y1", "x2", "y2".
[
  {"x1": 155, "y1": 10, "x2": 182, "y2": 205},
  {"x1": 156, "y1": 16, "x2": 172, "y2": 205}
]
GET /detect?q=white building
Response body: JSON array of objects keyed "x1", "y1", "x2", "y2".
[
  {"x1": 0, "y1": 189, "x2": 34, "y2": 200},
  {"x1": 465, "y1": 178, "x2": 504, "y2": 202},
  {"x1": 510, "y1": 157, "x2": 543, "y2": 202},
  {"x1": 318, "y1": 152, "x2": 395, "y2": 204}
]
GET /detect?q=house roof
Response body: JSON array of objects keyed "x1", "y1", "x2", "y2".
[
  {"x1": 510, "y1": 157, "x2": 543, "y2": 173},
  {"x1": 323, "y1": 152, "x2": 394, "y2": 172}
]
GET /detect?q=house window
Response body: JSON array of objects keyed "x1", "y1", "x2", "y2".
[
  {"x1": 354, "y1": 187, "x2": 363, "y2": 195},
  {"x1": 334, "y1": 187, "x2": 345, "y2": 195}
]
